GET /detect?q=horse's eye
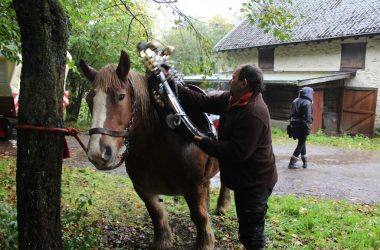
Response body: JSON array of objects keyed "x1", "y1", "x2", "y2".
[{"x1": 118, "y1": 94, "x2": 125, "y2": 101}]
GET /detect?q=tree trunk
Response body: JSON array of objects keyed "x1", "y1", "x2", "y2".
[
  {"x1": 13, "y1": 0, "x2": 69, "y2": 249},
  {"x1": 65, "y1": 71, "x2": 86, "y2": 122}
]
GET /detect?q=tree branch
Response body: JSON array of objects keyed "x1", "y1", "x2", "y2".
[{"x1": 114, "y1": 0, "x2": 150, "y2": 41}]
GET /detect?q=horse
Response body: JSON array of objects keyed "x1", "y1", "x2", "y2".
[{"x1": 79, "y1": 50, "x2": 231, "y2": 249}]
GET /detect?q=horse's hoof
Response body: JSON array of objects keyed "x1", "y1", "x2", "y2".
[
  {"x1": 215, "y1": 204, "x2": 230, "y2": 215},
  {"x1": 215, "y1": 208, "x2": 226, "y2": 216}
]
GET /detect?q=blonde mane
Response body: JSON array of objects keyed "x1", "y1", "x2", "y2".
[{"x1": 93, "y1": 64, "x2": 156, "y2": 127}]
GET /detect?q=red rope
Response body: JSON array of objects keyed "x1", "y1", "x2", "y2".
[{"x1": 15, "y1": 125, "x2": 87, "y2": 152}]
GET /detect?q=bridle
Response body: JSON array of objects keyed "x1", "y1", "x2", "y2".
[{"x1": 88, "y1": 78, "x2": 136, "y2": 168}]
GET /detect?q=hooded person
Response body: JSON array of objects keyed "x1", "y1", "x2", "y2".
[{"x1": 288, "y1": 87, "x2": 314, "y2": 169}]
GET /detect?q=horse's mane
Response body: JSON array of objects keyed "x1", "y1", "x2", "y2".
[{"x1": 93, "y1": 64, "x2": 157, "y2": 128}]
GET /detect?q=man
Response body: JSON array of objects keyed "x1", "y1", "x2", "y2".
[
  {"x1": 288, "y1": 87, "x2": 314, "y2": 169},
  {"x1": 171, "y1": 64, "x2": 277, "y2": 249}
]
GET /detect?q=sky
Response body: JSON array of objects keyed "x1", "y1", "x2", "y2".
[
  {"x1": 149, "y1": 0, "x2": 246, "y2": 28},
  {"x1": 173, "y1": 0, "x2": 245, "y2": 21}
]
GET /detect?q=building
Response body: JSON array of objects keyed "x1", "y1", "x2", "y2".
[
  {"x1": 0, "y1": 53, "x2": 70, "y2": 140},
  {"x1": 186, "y1": 0, "x2": 380, "y2": 136}
]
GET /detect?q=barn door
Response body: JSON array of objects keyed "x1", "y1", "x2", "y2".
[
  {"x1": 311, "y1": 90, "x2": 323, "y2": 133},
  {"x1": 340, "y1": 87, "x2": 377, "y2": 137}
]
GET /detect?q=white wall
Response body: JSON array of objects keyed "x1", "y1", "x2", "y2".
[
  {"x1": 275, "y1": 41, "x2": 341, "y2": 71},
  {"x1": 230, "y1": 36, "x2": 380, "y2": 127}
]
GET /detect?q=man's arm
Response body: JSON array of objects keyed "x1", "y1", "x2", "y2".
[
  {"x1": 177, "y1": 84, "x2": 229, "y2": 115},
  {"x1": 159, "y1": 66, "x2": 229, "y2": 115},
  {"x1": 197, "y1": 116, "x2": 265, "y2": 162}
]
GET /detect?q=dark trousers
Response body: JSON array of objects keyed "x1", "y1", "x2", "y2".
[
  {"x1": 234, "y1": 188, "x2": 272, "y2": 250},
  {"x1": 292, "y1": 134, "x2": 307, "y2": 157}
]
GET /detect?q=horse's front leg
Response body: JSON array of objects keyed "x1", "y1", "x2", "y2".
[
  {"x1": 134, "y1": 187, "x2": 172, "y2": 250},
  {"x1": 184, "y1": 180, "x2": 215, "y2": 250},
  {"x1": 216, "y1": 183, "x2": 231, "y2": 215}
]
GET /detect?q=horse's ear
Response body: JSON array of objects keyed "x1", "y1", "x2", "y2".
[
  {"x1": 79, "y1": 59, "x2": 97, "y2": 82},
  {"x1": 116, "y1": 50, "x2": 131, "y2": 82}
]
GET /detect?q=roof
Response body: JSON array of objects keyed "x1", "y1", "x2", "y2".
[
  {"x1": 215, "y1": 0, "x2": 380, "y2": 52},
  {"x1": 184, "y1": 71, "x2": 355, "y2": 89}
]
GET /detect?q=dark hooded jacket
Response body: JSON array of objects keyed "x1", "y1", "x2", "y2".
[
  {"x1": 176, "y1": 85, "x2": 277, "y2": 191},
  {"x1": 290, "y1": 87, "x2": 314, "y2": 137}
]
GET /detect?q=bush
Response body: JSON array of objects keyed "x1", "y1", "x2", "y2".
[
  {"x1": 62, "y1": 193, "x2": 100, "y2": 249},
  {"x1": 0, "y1": 203, "x2": 17, "y2": 250},
  {"x1": 0, "y1": 160, "x2": 17, "y2": 249}
]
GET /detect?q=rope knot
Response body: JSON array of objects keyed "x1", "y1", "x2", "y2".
[{"x1": 66, "y1": 128, "x2": 79, "y2": 136}]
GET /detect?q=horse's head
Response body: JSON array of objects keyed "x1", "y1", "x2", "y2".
[{"x1": 80, "y1": 51, "x2": 134, "y2": 170}]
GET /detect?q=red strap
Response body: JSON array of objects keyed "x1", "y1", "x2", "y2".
[
  {"x1": 63, "y1": 137, "x2": 70, "y2": 158},
  {"x1": 15, "y1": 125, "x2": 88, "y2": 158}
]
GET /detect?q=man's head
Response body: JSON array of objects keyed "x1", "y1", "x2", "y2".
[{"x1": 229, "y1": 64, "x2": 264, "y2": 98}]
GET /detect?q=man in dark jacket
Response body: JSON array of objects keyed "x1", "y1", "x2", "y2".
[
  {"x1": 288, "y1": 87, "x2": 314, "y2": 169},
  {"x1": 174, "y1": 64, "x2": 277, "y2": 250}
]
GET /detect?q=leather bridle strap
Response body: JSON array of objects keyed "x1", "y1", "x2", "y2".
[
  {"x1": 88, "y1": 78, "x2": 136, "y2": 139},
  {"x1": 86, "y1": 78, "x2": 136, "y2": 169},
  {"x1": 89, "y1": 127, "x2": 128, "y2": 137}
]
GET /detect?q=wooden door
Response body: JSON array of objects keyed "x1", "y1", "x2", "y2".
[
  {"x1": 311, "y1": 90, "x2": 323, "y2": 133},
  {"x1": 340, "y1": 87, "x2": 377, "y2": 137}
]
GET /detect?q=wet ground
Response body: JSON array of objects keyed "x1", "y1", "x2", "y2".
[{"x1": 1, "y1": 133, "x2": 379, "y2": 204}]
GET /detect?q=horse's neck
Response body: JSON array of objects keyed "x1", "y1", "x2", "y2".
[{"x1": 133, "y1": 108, "x2": 162, "y2": 138}]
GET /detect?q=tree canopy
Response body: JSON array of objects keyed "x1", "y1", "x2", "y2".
[
  {"x1": 60, "y1": 0, "x2": 155, "y2": 121},
  {"x1": 240, "y1": 0, "x2": 302, "y2": 41},
  {"x1": 1, "y1": 0, "x2": 302, "y2": 121},
  {"x1": 160, "y1": 15, "x2": 234, "y2": 76},
  {"x1": 1, "y1": 0, "x2": 301, "y2": 64},
  {"x1": 0, "y1": 0, "x2": 21, "y2": 62}
]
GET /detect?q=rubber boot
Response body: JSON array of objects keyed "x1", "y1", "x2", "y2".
[
  {"x1": 288, "y1": 156, "x2": 299, "y2": 169},
  {"x1": 301, "y1": 155, "x2": 308, "y2": 168}
]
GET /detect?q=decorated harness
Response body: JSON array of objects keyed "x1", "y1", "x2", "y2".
[{"x1": 137, "y1": 41, "x2": 217, "y2": 140}]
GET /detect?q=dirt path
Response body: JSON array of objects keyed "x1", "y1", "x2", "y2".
[
  {"x1": 274, "y1": 143, "x2": 380, "y2": 204},
  {"x1": 1, "y1": 134, "x2": 379, "y2": 204}
]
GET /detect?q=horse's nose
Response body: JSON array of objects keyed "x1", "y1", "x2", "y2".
[{"x1": 101, "y1": 145, "x2": 112, "y2": 162}]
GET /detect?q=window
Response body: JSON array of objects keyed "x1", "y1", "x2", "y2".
[
  {"x1": 340, "y1": 43, "x2": 366, "y2": 71},
  {"x1": 0, "y1": 60, "x2": 7, "y2": 83},
  {"x1": 258, "y1": 48, "x2": 274, "y2": 71}
]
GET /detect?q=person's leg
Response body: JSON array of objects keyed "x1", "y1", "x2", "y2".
[
  {"x1": 288, "y1": 154, "x2": 299, "y2": 169},
  {"x1": 301, "y1": 136, "x2": 308, "y2": 168},
  {"x1": 288, "y1": 135, "x2": 304, "y2": 169},
  {"x1": 234, "y1": 188, "x2": 272, "y2": 250},
  {"x1": 292, "y1": 135, "x2": 307, "y2": 157}
]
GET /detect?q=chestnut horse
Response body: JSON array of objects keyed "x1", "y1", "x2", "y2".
[{"x1": 80, "y1": 51, "x2": 231, "y2": 249}]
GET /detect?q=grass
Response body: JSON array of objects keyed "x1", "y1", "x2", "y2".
[
  {"x1": 271, "y1": 127, "x2": 380, "y2": 151},
  {"x1": 1, "y1": 159, "x2": 379, "y2": 249}
]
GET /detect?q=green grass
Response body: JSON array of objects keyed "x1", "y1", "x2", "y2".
[
  {"x1": 272, "y1": 127, "x2": 380, "y2": 151},
  {"x1": 0, "y1": 159, "x2": 17, "y2": 250},
  {"x1": 1, "y1": 160, "x2": 379, "y2": 249}
]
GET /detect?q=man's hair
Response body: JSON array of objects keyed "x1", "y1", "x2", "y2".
[{"x1": 237, "y1": 64, "x2": 264, "y2": 93}]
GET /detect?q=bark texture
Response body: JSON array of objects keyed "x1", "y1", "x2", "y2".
[{"x1": 13, "y1": 0, "x2": 69, "y2": 249}]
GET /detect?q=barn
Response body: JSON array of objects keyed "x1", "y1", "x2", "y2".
[{"x1": 186, "y1": 0, "x2": 380, "y2": 137}]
